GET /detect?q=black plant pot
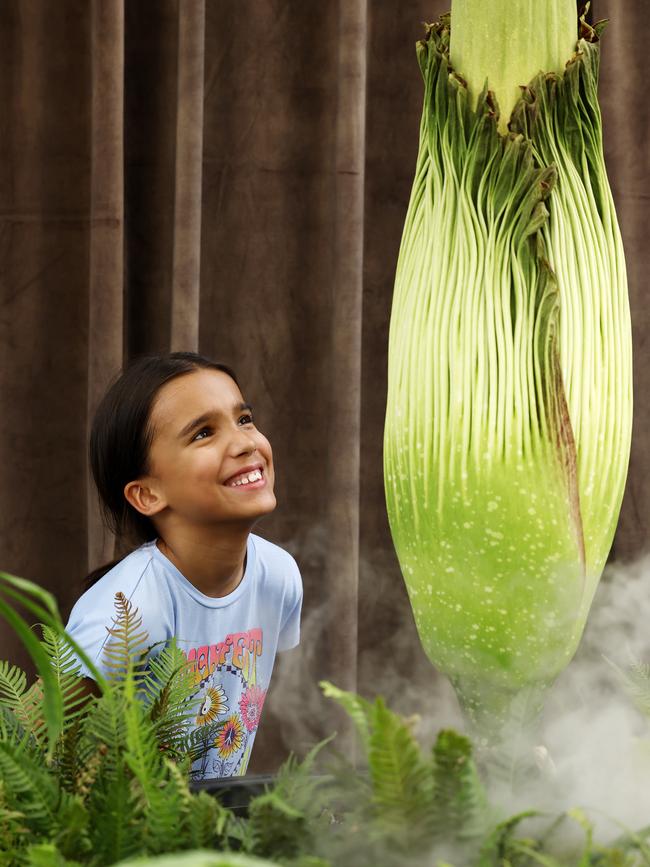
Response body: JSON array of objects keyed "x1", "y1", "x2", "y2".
[{"x1": 190, "y1": 773, "x2": 277, "y2": 814}]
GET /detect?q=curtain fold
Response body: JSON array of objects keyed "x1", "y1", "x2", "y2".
[
  {"x1": 322, "y1": 0, "x2": 367, "y2": 719},
  {"x1": 596, "y1": 0, "x2": 650, "y2": 560},
  {"x1": 87, "y1": 0, "x2": 124, "y2": 570},
  {"x1": 0, "y1": 0, "x2": 648, "y2": 773},
  {"x1": 170, "y1": 0, "x2": 205, "y2": 352}
]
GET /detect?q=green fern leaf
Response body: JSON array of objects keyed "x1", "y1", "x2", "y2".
[
  {"x1": 40, "y1": 626, "x2": 92, "y2": 725},
  {"x1": 476, "y1": 809, "x2": 540, "y2": 866},
  {"x1": 0, "y1": 660, "x2": 49, "y2": 750},
  {"x1": 431, "y1": 730, "x2": 491, "y2": 842},
  {"x1": 142, "y1": 640, "x2": 201, "y2": 755},
  {"x1": 72, "y1": 742, "x2": 105, "y2": 800},
  {"x1": 142, "y1": 763, "x2": 192, "y2": 856},
  {"x1": 102, "y1": 593, "x2": 150, "y2": 686},
  {"x1": 0, "y1": 779, "x2": 29, "y2": 856},
  {"x1": 0, "y1": 659, "x2": 27, "y2": 708},
  {"x1": 173, "y1": 717, "x2": 234, "y2": 771},
  {"x1": 320, "y1": 681, "x2": 372, "y2": 746},
  {"x1": 85, "y1": 689, "x2": 128, "y2": 762},
  {"x1": 367, "y1": 697, "x2": 435, "y2": 848},
  {"x1": 123, "y1": 699, "x2": 194, "y2": 855},
  {"x1": 185, "y1": 790, "x2": 234, "y2": 849},
  {"x1": 269, "y1": 737, "x2": 334, "y2": 819},
  {"x1": 0, "y1": 739, "x2": 62, "y2": 836},
  {"x1": 24, "y1": 842, "x2": 84, "y2": 866},
  {"x1": 87, "y1": 768, "x2": 141, "y2": 863},
  {"x1": 112, "y1": 852, "x2": 281, "y2": 867},
  {"x1": 51, "y1": 794, "x2": 92, "y2": 862},
  {"x1": 246, "y1": 790, "x2": 310, "y2": 862},
  {"x1": 123, "y1": 699, "x2": 164, "y2": 792}
]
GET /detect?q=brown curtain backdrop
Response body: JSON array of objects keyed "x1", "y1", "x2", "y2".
[{"x1": 0, "y1": 0, "x2": 647, "y2": 772}]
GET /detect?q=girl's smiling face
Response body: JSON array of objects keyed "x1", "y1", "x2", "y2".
[{"x1": 133, "y1": 368, "x2": 276, "y2": 527}]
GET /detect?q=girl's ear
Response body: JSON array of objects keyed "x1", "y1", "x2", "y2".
[{"x1": 124, "y1": 479, "x2": 167, "y2": 516}]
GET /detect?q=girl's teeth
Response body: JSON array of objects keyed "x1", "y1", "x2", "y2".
[{"x1": 230, "y1": 469, "x2": 263, "y2": 487}]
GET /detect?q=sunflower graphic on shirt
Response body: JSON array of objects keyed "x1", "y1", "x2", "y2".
[
  {"x1": 196, "y1": 684, "x2": 228, "y2": 725},
  {"x1": 215, "y1": 714, "x2": 245, "y2": 758}
]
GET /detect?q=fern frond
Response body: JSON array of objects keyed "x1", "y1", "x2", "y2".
[
  {"x1": 179, "y1": 720, "x2": 225, "y2": 769},
  {"x1": 134, "y1": 754, "x2": 193, "y2": 856},
  {"x1": 124, "y1": 698, "x2": 164, "y2": 788},
  {"x1": 431, "y1": 729, "x2": 491, "y2": 843},
  {"x1": 246, "y1": 790, "x2": 310, "y2": 862},
  {"x1": 185, "y1": 790, "x2": 235, "y2": 850},
  {"x1": 84, "y1": 689, "x2": 128, "y2": 762},
  {"x1": 0, "y1": 779, "x2": 29, "y2": 857},
  {"x1": 87, "y1": 762, "x2": 141, "y2": 863},
  {"x1": 0, "y1": 661, "x2": 49, "y2": 750},
  {"x1": 123, "y1": 701, "x2": 195, "y2": 855},
  {"x1": 0, "y1": 659, "x2": 27, "y2": 708},
  {"x1": 476, "y1": 809, "x2": 540, "y2": 866},
  {"x1": 108, "y1": 852, "x2": 283, "y2": 867},
  {"x1": 142, "y1": 638, "x2": 194, "y2": 706},
  {"x1": 320, "y1": 681, "x2": 373, "y2": 747},
  {"x1": 40, "y1": 626, "x2": 92, "y2": 728},
  {"x1": 22, "y1": 841, "x2": 85, "y2": 866},
  {"x1": 56, "y1": 717, "x2": 102, "y2": 795},
  {"x1": 50, "y1": 794, "x2": 92, "y2": 863},
  {"x1": 143, "y1": 641, "x2": 201, "y2": 756},
  {"x1": 270, "y1": 737, "x2": 334, "y2": 818},
  {"x1": 0, "y1": 739, "x2": 61, "y2": 836},
  {"x1": 101, "y1": 593, "x2": 150, "y2": 685},
  {"x1": 366, "y1": 697, "x2": 435, "y2": 848},
  {"x1": 73, "y1": 743, "x2": 105, "y2": 800}
]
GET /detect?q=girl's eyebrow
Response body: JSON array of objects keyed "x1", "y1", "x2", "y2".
[{"x1": 177, "y1": 402, "x2": 253, "y2": 439}]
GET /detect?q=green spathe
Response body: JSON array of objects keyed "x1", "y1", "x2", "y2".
[{"x1": 383, "y1": 8, "x2": 632, "y2": 730}]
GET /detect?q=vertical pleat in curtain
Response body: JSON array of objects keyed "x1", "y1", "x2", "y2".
[
  {"x1": 1, "y1": 1, "x2": 95, "y2": 676},
  {"x1": 87, "y1": 0, "x2": 124, "y2": 571},
  {"x1": 170, "y1": 1, "x2": 204, "y2": 352},
  {"x1": 596, "y1": 0, "x2": 650, "y2": 561},
  {"x1": 0, "y1": 0, "x2": 649, "y2": 773}
]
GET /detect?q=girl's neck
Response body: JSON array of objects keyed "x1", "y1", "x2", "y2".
[{"x1": 155, "y1": 524, "x2": 251, "y2": 598}]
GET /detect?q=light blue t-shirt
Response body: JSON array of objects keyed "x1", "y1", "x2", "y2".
[{"x1": 65, "y1": 533, "x2": 302, "y2": 779}]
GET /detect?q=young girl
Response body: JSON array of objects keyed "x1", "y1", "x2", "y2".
[{"x1": 65, "y1": 351, "x2": 303, "y2": 779}]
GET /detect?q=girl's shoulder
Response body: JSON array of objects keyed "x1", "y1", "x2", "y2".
[
  {"x1": 73, "y1": 542, "x2": 165, "y2": 611},
  {"x1": 249, "y1": 533, "x2": 302, "y2": 591},
  {"x1": 250, "y1": 532, "x2": 299, "y2": 569}
]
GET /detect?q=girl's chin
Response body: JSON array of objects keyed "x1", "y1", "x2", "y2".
[{"x1": 233, "y1": 492, "x2": 277, "y2": 517}]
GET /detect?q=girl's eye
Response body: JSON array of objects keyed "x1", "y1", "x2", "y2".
[
  {"x1": 239, "y1": 414, "x2": 254, "y2": 426},
  {"x1": 193, "y1": 428, "x2": 212, "y2": 441}
]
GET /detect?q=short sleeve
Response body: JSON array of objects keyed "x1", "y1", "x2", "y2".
[
  {"x1": 64, "y1": 560, "x2": 172, "y2": 680},
  {"x1": 277, "y1": 556, "x2": 303, "y2": 652},
  {"x1": 65, "y1": 599, "x2": 116, "y2": 678}
]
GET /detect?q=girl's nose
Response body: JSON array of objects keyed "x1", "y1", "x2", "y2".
[{"x1": 231, "y1": 431, "x2": 258, "y2": 455}]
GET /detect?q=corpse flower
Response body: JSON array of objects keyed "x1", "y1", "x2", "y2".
[{"x1": 383, "y1": 0, "x2": 632, "y2": 731}]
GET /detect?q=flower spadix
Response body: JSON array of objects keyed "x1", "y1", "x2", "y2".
[{"x1": 383, "y1": 1, "x2": 632, "y2": 728}]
